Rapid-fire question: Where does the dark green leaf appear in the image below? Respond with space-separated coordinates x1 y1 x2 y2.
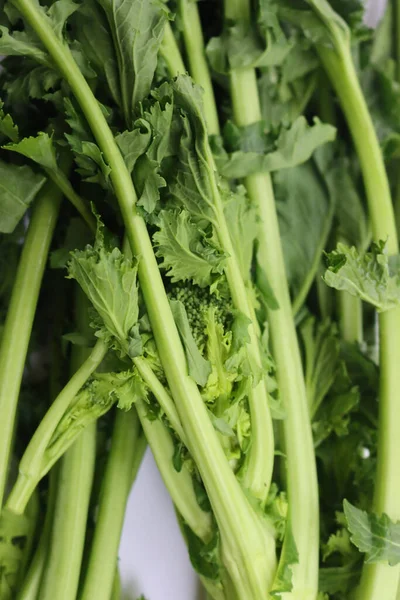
0 160 46 233
97 0 168 126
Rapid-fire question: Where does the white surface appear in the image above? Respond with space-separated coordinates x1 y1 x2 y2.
119 450 199 600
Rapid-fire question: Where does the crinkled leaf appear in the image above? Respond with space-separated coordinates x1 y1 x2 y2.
4 132 58 171
344 500 400 565
0 160 46 233
324 241 400 312
68 222 140 356
154 209 225 287
97 0 169 126
214 117 336 178
170 299 211 387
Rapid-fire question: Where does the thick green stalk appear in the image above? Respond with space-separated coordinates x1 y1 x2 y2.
160 22 186 75
317 41 400 600
16 468 59 600
11 2 278 596
177 0 220 135
163 4 274 505
6 338 107 514
39 425 96 600
111 569 121 600
224 0 319 596
0 178 62 510
80 409 139 600
39 290 97 600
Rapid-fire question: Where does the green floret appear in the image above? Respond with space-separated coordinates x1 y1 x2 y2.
168 281 232 352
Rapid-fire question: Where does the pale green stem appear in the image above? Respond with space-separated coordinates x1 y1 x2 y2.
134 356 186 442
177 0 220 135
6 339 107 514
16 468 59 600
224 0 319 596
0 179 62 510
39 425 96 600
337 288 363 344
160 22 186 75
111 568 121 600
39 290 97 600
80 409 139 600
317 41 400 600
12 3 276 595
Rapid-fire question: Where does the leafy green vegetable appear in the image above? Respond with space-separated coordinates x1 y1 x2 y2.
0 0 399 598
0 160 46 233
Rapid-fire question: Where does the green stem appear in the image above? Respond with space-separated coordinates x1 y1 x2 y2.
337 286 363 344
177 0 220 135
80 409 139 600
6 338 107 514
0 178 62 510
317 40 400 600
39 425 96 600
135 398 212 542
111 568 121 600
39 290 97 600
130 430 147 485
134 356 186 442
16 468 59 600
12 3 276 596
160 22 186 76
45 166 96 233
224 0 319 596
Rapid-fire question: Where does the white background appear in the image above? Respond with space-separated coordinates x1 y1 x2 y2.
118 1 386 598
